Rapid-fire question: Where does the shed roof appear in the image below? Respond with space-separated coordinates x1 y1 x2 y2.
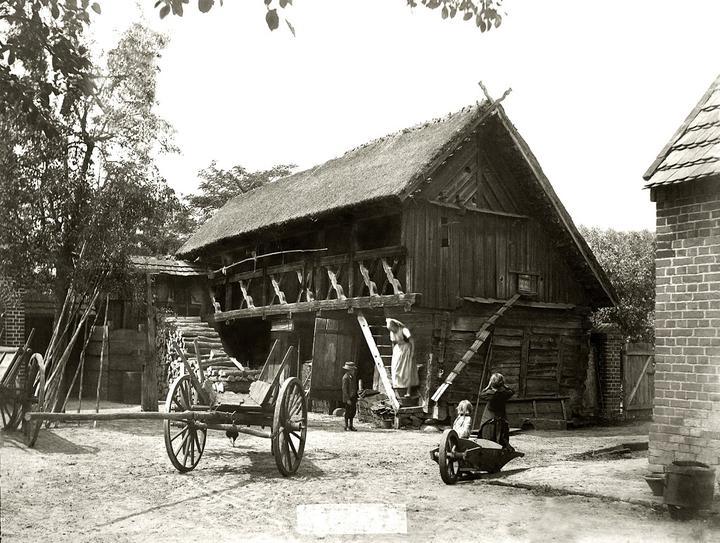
644 74 720 187
128 256 208 276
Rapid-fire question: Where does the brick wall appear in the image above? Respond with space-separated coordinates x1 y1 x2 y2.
650 177 720 470
592 325 625 421
0 278 25 347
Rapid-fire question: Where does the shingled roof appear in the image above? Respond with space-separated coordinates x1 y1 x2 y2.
177 105 484 257
644 74 720 187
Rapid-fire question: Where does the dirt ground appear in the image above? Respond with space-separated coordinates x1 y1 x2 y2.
1 411 718 543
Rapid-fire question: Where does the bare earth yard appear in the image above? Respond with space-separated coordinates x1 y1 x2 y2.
1 412 718 542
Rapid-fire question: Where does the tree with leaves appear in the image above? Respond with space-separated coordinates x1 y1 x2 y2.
186 161 295 225
579 227 655 342
0 19 183 307
154 0 504 34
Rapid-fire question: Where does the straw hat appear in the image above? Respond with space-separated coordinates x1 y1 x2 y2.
342 361 357 371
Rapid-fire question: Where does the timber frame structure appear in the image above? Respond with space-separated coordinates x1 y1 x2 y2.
176 99 616 426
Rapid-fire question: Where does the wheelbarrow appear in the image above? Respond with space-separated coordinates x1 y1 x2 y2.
430 419 524 485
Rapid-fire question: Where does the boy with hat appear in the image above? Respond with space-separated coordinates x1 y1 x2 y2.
341 361 358 431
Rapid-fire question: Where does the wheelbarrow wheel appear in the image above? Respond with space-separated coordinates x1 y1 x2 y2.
272 377 307 477
164 374 206 473
21 354 45 447
439 429 460 485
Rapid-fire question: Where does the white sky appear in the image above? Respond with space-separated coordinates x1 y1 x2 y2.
90 0 720 231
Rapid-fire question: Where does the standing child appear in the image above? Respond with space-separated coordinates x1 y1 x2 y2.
341 361 358 431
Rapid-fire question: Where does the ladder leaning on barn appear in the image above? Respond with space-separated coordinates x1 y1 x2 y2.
431 294 522 403
356 312 400 411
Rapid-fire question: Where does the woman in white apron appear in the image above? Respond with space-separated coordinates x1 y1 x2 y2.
386 318 419 398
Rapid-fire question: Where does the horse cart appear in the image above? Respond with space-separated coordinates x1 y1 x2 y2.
430 419 524 485
19 341 308 477
0 335 47 447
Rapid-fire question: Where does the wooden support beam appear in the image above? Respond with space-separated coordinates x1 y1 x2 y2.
238 280 255 309
381 258 404 295
270 274 288 305
326 267 347 300
209 294 419 322
358 261 379 296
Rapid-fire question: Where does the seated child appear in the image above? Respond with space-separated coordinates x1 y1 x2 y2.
452 399 473 438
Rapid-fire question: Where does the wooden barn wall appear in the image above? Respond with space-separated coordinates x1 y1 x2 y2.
81 326 145 404
402 201 590 309
442 306 591 415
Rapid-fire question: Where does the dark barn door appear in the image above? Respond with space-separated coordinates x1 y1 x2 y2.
310 317 357 402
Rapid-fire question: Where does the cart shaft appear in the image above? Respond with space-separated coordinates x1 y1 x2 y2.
25 409 240 424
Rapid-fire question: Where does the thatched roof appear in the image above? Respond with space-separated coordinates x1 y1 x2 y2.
177 105 483 257
128 256 208 276
645 74 720 187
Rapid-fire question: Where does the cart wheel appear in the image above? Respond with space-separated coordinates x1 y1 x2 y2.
163 374 206 473
1 397 21 431
272 377 307 477
21 354 45 447
439 429 460 485
1 384 22 431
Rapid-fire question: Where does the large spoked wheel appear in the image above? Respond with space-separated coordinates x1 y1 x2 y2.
439 429 460 485
272 377 307 477
1 350 28 431
21 354 46 447
164 374 206 473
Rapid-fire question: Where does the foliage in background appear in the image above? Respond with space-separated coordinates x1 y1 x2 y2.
0 14 184 307
186 161 295 225
580 227 655 342
154 0 505 34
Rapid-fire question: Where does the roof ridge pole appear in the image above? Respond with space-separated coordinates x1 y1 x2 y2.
478 80 512 107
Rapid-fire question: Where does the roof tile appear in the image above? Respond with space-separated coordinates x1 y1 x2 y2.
645 74 720 187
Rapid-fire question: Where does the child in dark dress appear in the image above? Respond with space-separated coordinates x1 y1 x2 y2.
341 361 358 431
477 372 514 448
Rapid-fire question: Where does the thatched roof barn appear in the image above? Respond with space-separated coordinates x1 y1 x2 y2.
177 101 616 427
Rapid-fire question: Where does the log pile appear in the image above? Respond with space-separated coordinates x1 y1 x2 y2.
204 367 260 393
157 315 257 397
357 390 394 426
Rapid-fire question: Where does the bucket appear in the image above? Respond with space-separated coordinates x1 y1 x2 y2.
664 461 716 510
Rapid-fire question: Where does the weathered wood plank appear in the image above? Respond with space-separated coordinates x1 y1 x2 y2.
209 293 419 322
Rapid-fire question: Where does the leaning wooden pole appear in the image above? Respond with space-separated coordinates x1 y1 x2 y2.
94 294 110 422
472 332 494 432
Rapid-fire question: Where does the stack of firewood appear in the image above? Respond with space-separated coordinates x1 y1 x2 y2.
159 316 232 389
204 367 261 393
357 390 394 425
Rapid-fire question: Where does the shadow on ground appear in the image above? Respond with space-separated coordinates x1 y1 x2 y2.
1 429 99 455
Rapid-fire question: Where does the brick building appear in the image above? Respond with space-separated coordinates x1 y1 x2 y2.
644 74 720 470
0 278 25 348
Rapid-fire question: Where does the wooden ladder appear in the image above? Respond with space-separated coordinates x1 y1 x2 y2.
431 294 521 403
356 312 400 411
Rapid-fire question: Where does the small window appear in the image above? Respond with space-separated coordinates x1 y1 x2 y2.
440 217 449 248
